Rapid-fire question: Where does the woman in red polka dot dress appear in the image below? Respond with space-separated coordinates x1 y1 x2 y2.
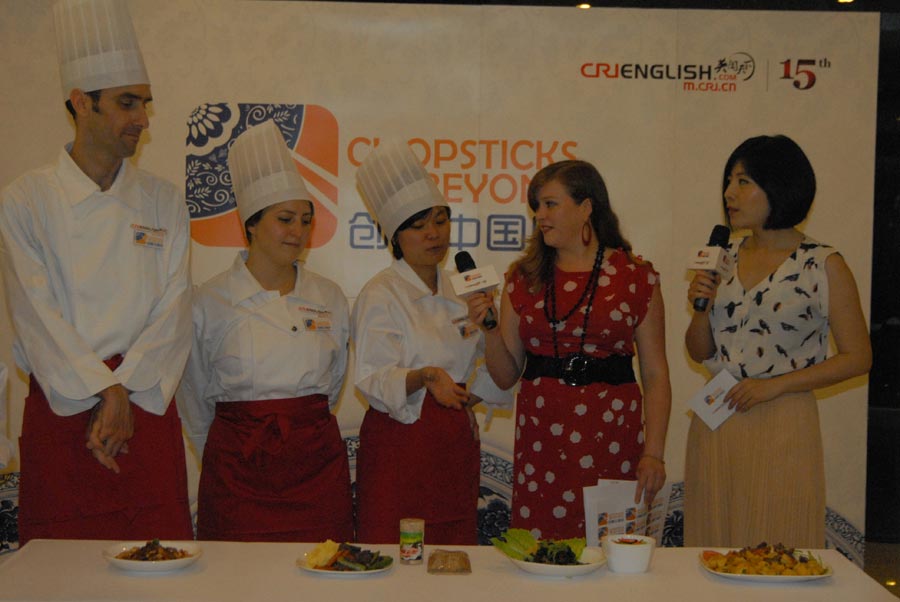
467 160 672 539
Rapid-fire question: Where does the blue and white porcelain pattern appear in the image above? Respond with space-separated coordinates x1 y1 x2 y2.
0 473 19 555
185 103 306 220
187 104 234 151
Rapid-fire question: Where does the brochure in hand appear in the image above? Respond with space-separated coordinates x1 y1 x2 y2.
687 369 739 431
582 479 671 547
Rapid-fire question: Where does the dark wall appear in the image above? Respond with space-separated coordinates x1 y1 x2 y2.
867 13 900 543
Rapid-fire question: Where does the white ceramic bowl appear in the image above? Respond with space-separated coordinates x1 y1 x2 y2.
601 534 655 573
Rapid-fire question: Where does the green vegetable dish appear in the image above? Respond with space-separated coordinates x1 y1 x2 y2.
491 528 587 565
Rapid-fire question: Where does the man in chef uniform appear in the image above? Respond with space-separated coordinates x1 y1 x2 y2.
0 0 193 545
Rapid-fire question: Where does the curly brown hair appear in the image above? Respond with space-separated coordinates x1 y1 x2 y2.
511 160 631 291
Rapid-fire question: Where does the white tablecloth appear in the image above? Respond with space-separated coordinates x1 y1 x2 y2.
0 540 893 602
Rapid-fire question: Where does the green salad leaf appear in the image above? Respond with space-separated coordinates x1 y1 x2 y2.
491 529 587 564
559 537 586 559
491 528 538 560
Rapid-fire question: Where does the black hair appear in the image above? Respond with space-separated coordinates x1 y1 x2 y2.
722 135 816 230
389 206 452 260
244 208 264 244
64 90 102 119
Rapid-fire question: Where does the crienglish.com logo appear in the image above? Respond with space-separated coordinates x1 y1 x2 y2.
185 103 339 248
581 52 755 93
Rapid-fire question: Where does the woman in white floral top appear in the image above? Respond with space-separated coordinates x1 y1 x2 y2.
684 135 871 548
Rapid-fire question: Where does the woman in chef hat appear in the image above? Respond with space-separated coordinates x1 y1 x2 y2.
352 140 511 544
178 120 353 542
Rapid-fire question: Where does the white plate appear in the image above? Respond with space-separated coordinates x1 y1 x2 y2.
296 553 394 577
505 547 606 578
102 541 202 573
699 550 833 582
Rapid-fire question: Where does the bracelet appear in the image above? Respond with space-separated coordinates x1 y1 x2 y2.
641 454 665 464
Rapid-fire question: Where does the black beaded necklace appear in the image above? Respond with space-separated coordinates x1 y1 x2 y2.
542 244 605 370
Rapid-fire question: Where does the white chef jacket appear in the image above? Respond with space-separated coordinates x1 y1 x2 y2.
0 146 191 416
0 362 13 468
178 252 350 456
351 259 512 425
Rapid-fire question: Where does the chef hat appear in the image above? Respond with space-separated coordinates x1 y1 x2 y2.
355 139 448 239
53 0 149 99
228 120 313 224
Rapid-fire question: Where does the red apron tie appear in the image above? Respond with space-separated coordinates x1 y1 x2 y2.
239 413 291 462
198 394 353 542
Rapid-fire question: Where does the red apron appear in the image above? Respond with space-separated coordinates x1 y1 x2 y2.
18 356 193 545
197 395 353 542
355 393 479 545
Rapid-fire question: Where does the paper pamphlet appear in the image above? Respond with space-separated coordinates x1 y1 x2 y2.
686 369 739 431
582 479 671 547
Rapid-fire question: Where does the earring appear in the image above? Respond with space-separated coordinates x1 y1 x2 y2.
581 222 593 246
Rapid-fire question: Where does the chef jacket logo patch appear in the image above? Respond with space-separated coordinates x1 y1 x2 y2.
131 224 166 249
303 317 332 331
185 103 339 249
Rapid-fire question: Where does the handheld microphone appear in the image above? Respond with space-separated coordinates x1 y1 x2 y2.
454 251 498 330
692 225 731 312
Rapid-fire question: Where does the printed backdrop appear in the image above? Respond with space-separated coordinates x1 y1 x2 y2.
0 0 878 547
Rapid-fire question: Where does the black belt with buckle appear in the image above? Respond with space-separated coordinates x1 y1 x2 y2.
522 351 636 387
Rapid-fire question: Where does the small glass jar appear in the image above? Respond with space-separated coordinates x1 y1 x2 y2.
399 518 425 564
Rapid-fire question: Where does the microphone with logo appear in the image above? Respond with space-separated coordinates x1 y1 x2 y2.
452 251 499 330
688 225 732 312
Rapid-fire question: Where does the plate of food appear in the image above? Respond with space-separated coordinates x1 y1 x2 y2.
297 540 393 577
700 543 832 582
102 539 202 572
492 528 606 578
